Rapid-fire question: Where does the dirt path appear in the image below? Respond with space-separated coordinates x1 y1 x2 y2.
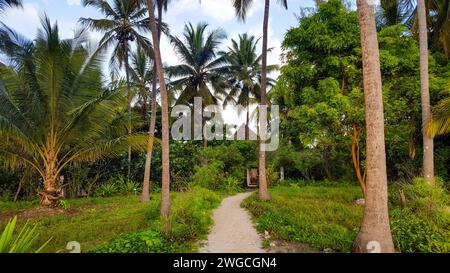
199 192 265 253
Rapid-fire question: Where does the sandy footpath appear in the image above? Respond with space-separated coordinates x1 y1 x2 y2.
199 192 265 253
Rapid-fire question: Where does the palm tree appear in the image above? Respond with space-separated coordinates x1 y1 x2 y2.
142 0 172 203
418 0 434 183
378 0 450 56
427 96 450 137
231 0 288 201
168 22 228 107
129 47 154 121
352 0 395 253
145 0 171 228
0 0 21 13
0 17 147 206
80 0 153 180
224 34 276 139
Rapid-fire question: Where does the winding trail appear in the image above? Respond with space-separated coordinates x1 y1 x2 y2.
199 192 265 253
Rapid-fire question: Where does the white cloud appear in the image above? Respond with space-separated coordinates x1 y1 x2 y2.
66 0 81 6
2 3 41 39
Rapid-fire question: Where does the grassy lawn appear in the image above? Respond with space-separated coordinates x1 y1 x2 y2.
242 185 365 252
243 183 450 253
0 188 223 253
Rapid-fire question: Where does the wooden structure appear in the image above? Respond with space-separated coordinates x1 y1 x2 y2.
246 168 258 188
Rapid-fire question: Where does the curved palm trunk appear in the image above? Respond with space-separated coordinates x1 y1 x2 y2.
142 4 164 203
258 0 271 201
142 76 157 202
146 0 171 230
418 0 434 183
352 0 395 253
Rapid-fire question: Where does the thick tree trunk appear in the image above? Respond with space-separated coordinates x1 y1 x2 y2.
353 0 395 253
39 158 60 206
418 0 434 183
258 0 272 201
146 0 171 231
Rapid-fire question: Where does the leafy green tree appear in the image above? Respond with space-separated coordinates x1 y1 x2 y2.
224 34 276 139
168 22 229 106
231 0 288 201
0 18 147 205
80 0 153 179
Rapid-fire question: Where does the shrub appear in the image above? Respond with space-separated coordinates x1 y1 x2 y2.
390 208 450 253
191 162 225 191
0 216 51 253
401 178 449 213
95 183 119 197
91 187 221 253
119 180 140 195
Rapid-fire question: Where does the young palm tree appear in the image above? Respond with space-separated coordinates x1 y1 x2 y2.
352 0 395 253
0 0 21 13
80 0 153 180
231 0 288 201
168 23 229 107
145 0 171 227
224 34 276 139
0 18 147 206
418 0 434 183
129 47 154 120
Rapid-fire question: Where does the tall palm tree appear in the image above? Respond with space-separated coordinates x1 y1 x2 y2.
168 23 228 107
231 0 288 201
352 0 395 253
80 0 153 180
142 0 171 203
224 34 276 139
145 0 171 228
0 18 147 206
418 0 434 183
0 0 21 13
129 46 154 120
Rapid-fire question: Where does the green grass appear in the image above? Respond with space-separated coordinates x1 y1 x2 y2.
242 185 364 252
0 188 222 253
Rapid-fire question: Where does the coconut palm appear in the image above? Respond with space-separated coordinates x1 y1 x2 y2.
0 17 147 206
80 0 153 180
167 22 229 107
231 0 288 201
129 46 154 120
378 0 450 56
352 0 395 253
144 0 171 228
142 0 172 203
0 0 21 13
224 34 277 139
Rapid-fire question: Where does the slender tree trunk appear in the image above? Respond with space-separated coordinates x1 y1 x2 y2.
352 124 366 196
258 0 272 201
142 4 163 203
146 0 171 230
418 0 434 183
142 77 157 202
246 102 250 140
353 0 395 253
124 47 132 181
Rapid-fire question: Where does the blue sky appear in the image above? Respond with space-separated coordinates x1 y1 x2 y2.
1 0 317 66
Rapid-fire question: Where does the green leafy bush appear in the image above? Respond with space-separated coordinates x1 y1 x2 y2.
402 178 449 213
390 208 450 253
119 180 140 195
0 216 51 253
91 187 221 253
191 162 225 191
95 183 119 197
